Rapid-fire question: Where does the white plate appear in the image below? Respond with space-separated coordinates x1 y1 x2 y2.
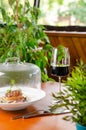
0 87 46 111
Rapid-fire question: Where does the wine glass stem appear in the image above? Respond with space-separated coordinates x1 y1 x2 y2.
58 76 61 93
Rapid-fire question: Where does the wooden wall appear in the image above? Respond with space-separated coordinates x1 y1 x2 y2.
46 31 86 68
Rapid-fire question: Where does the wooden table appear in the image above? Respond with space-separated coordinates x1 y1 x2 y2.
0 82 76 130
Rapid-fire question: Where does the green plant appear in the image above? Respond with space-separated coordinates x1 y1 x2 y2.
0 0 52 82
50 60 86 126
57 45 67 62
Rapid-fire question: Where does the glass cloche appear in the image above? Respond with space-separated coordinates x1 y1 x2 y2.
0 57 41 89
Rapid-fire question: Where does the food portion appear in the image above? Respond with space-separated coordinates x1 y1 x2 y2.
0 89 28 103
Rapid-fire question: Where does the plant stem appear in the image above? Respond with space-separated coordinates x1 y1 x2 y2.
16 0 19 28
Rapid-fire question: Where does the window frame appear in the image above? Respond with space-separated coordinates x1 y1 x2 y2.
35 0 86 32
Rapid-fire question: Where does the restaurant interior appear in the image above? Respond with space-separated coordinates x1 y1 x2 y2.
0 0 86 130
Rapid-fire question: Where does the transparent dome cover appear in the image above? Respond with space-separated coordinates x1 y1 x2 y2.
0 58 41 89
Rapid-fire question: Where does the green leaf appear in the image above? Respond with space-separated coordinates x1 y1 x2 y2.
8 0 15 6
0 7 7 21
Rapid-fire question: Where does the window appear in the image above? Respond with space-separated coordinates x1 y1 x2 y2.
0 0 86 27
38 0 86 26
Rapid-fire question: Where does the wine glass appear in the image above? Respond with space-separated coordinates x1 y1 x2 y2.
50 46 70 93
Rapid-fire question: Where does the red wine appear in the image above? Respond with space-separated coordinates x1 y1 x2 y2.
56 65 69 76
50 65 69 76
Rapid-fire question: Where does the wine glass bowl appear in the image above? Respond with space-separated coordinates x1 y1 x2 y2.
50 46 70 91
56 47 70 77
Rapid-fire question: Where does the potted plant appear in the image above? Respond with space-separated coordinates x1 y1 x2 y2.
50 60 86 130
0 0 52 82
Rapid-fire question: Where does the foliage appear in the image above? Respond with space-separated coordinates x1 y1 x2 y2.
50 60 86 126
58 0 86 25
0 0 52 82
57 45 66 62
48 0 64 7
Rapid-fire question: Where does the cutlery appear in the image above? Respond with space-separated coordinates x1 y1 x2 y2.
12 110 48 120
12 110 70 120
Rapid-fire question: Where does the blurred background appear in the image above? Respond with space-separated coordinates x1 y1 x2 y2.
0 0 86 26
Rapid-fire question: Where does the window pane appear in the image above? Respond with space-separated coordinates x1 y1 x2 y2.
38 0 86 26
